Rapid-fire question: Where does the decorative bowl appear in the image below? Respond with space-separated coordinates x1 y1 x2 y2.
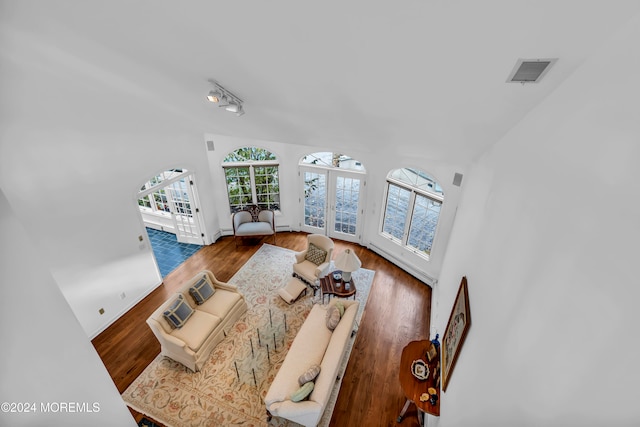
411 359 429 380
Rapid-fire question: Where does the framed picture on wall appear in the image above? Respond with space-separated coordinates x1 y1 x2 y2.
442 276 471 392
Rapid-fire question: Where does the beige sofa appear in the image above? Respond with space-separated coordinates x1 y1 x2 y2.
146 270 248 372
264 299 359 427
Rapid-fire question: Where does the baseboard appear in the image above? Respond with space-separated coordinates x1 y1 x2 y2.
88 280 163 339
367 242 437 287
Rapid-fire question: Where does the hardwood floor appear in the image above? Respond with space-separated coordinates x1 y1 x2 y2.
91 232 432 427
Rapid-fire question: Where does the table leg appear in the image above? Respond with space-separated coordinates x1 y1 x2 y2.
418 408 425 427
397 399 413 423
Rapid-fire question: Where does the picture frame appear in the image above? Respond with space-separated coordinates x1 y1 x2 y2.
441 276 471 392
426 342 437 362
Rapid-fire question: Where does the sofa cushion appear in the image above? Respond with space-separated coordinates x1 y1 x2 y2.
235 221 274 236
170 310 221 352
305 243 327 266
298 364 321 386
189 276 216 305
326 305 341 331
163 294 194 329
196 289 243 319
291 381 314 402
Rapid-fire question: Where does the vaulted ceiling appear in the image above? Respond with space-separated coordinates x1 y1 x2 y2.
2 1 640 164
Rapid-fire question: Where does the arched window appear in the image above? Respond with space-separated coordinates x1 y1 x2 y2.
300 152 365 171
223 147 279 213
381 168 443 258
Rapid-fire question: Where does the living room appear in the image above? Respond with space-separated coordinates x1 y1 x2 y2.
2 2 640 427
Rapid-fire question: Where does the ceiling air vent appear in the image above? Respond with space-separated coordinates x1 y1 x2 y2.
507 58 557 83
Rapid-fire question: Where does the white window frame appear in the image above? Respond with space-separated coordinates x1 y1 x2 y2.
223 160 280 213
380 172 444 259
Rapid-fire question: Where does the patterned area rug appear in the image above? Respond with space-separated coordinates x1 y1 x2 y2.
122 244 374 427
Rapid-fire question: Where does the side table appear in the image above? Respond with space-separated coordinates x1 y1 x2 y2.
397 340 440 426
319 270 357 304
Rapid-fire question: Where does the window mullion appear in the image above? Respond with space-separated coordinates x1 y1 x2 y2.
249 165 257 204
402 191 417 246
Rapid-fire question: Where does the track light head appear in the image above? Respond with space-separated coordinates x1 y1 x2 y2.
225 101 240 113
207 80 245 116
207 89 223 103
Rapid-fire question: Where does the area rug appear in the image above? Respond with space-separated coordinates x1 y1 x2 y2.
122 244 374 427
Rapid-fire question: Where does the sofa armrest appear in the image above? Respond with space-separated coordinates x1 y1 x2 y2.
147 318 188 352
294 250 307 264
314 261 330 278
268 400 322 427
162 332 189 353
213 281 240 293
232 211 252 232
258 209 274 225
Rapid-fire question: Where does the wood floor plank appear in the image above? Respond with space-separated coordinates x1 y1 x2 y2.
92 232 431 427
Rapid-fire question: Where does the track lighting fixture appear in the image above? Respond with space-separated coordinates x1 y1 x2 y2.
206 80 245 117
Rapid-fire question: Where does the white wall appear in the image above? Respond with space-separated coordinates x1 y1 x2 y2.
206 134 465 283
0 2 463 340
0 19 219 338
433 14 640 426
0 190 136 427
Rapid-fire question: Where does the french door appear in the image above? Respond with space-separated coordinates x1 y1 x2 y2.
138 171 205 245
165 176 204 245
300 167 365 243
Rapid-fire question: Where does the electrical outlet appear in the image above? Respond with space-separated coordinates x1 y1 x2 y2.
119 292 126 300
99 308 105 315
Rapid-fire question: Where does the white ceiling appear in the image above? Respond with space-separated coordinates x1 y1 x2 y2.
3 1 640 164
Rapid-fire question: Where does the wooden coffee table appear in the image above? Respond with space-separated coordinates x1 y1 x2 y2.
319 270 356 304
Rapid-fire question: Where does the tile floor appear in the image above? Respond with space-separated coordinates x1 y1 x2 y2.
146 227 203 277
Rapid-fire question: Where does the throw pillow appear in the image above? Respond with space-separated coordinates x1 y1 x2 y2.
163 294 194 329
298 364 322 386
326 305 341 331
291 381 314 402
335 301 345 317
189 275 215 305
305 243 327 266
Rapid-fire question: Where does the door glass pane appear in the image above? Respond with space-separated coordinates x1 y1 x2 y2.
382 183 411 240
334 176 359 235
153 190 170 213
407 194 441 256
304 171 326 229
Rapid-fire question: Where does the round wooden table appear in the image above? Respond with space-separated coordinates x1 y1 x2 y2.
397 340 440 425
319 271 356 304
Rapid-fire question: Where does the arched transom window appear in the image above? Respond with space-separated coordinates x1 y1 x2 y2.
381 167 443 258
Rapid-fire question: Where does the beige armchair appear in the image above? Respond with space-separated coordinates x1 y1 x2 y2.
293 234 334 291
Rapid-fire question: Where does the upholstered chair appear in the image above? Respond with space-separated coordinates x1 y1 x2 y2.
232 204 276 246
293 234 334 289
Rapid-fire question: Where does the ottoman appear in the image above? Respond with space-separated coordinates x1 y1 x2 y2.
278 277 308 304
